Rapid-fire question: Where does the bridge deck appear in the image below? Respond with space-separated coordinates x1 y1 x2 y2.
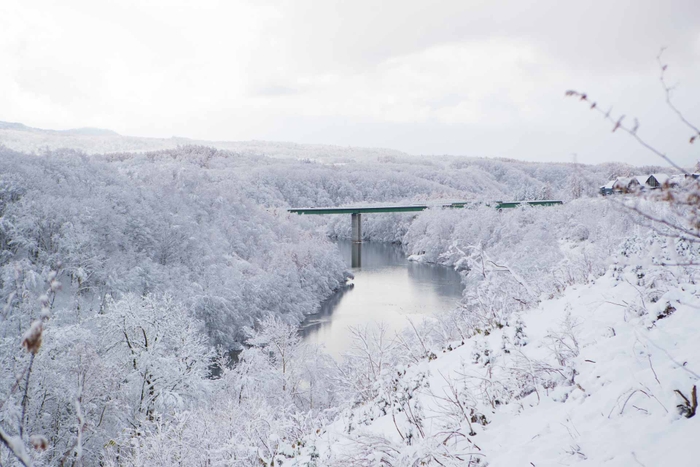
288 200 562 215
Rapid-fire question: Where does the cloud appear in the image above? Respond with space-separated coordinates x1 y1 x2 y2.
1 0 699 166
254 85 303 97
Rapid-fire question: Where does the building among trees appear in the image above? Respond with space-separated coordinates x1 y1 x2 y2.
600 172 700 195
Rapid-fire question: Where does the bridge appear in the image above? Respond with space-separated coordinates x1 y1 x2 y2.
288 200 563 244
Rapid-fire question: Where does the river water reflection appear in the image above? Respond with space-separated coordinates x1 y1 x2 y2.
300 240 464 356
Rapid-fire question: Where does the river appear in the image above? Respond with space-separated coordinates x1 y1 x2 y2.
300 240 464 356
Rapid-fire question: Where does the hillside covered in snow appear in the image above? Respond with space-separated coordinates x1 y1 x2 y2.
0 121 410 162
0 139 697 466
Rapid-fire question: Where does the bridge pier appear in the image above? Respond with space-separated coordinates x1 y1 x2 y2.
351 242 362 268
351 213 362 243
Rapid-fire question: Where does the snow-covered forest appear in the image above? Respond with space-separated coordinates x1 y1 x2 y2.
0 135 698 466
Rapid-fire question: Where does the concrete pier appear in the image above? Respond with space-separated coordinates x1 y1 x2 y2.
351 213 362 243
351 242 362 268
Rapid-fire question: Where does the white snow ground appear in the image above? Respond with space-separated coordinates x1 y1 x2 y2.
305 272 700 466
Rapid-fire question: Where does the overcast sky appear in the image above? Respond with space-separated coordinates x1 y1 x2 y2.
2 0 699 166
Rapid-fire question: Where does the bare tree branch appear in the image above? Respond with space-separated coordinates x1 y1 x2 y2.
565 90 688 174
657 48 700 142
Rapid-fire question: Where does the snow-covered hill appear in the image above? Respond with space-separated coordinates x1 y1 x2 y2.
310 273 699 466
0 140 697 466
0 120 409 161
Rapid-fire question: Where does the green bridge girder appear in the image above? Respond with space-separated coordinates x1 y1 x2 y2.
288 200 563 215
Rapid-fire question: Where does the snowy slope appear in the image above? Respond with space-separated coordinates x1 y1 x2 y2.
309 273 700 466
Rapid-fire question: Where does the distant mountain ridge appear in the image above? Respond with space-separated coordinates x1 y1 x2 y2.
0 121 31 131
0 120 119 136
0 120 411 161
0 121 682 177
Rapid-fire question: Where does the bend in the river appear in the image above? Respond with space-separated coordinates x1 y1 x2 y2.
300 240 464 356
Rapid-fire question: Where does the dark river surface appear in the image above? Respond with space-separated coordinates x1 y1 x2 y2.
300 240 464 356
